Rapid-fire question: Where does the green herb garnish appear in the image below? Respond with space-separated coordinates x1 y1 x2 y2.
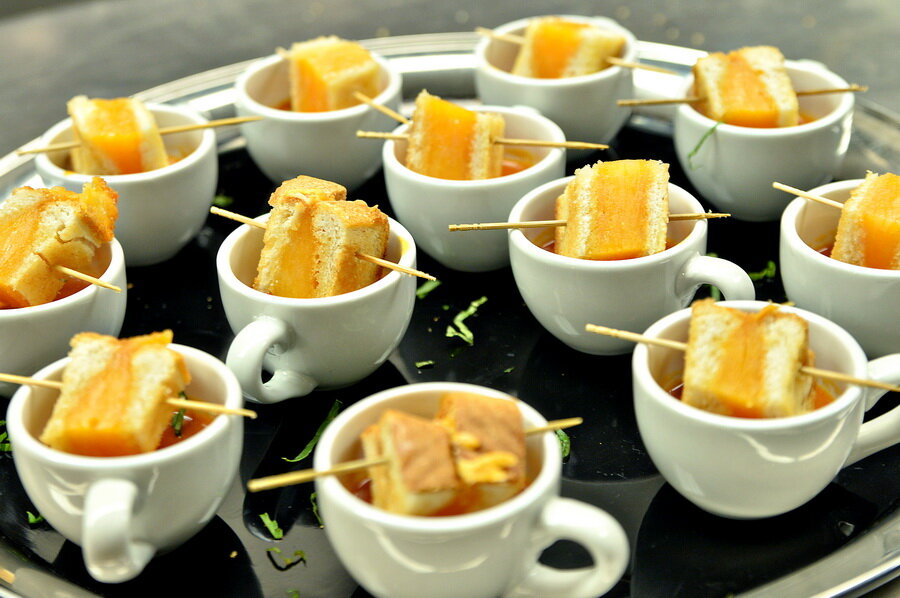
0 421 11 452
415 360 435 369
260 513 284 539
687 121 721 170
748 260 777 281
555 430 571 459
171 409 186 438
213 194 234 208
283 400 342 463
286 591 301 598
26 511 43 525
310 492 323 528
416 279 441 299
503 367 515 374
267 547 307 571
445 296 488 346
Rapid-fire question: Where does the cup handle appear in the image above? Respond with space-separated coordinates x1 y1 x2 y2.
675 254 756 303
226 315 317 404
504 497 628 598
844 354 900 467
82 478 155 583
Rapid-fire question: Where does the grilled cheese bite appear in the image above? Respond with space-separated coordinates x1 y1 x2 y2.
0 178 118 308
831 172 900 270
68 96 169 175
555 159 669 260
253 175 388 298
39 331 191 457
682 300 815 418
511 17 626 78
405 91 505 180
691 46 799 128
287 36 380 112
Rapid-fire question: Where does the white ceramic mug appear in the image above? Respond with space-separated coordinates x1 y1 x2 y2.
234 52 402 190
474 15 636 149
633 300 900 519
35 104 218 266
508 177 755 354
0 240 126 397
217 214 416 403
314 382 629 598
7 344 244 583
673 60 853 221
382 105 565 272
780 179 900 358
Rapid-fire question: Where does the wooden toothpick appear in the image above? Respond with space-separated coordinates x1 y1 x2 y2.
448 212 730 231
772 182 844 209
356 130 608 151
0 374 258 419
618 85 868 108
353 92 410 124
584 323 900 394
54 265 122 293
210 207 436 281
17 116 263 156
246 417 584 492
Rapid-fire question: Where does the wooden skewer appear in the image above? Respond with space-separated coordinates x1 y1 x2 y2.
449 212 730 231
247 416 584 492
772 182 844 209
617 85 868 108
0 373 258 419
353 92 410 124
584 323 900 394
210 207 436 281
17 116 264 156
54 265 122 293
475 27 678 75
357 130 608 151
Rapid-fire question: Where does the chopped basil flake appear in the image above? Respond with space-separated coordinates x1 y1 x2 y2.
445 296 488 346
283 400 342 462
213 194 234 208
415 360 435 369
287 591 301 598
748 260 777 281
687 121 721 170
310 492 323 528
416 279 441 299
0 423 10 452
260 513 283 539
556 430 571 460
171 409 186 438
26 511 43 525
503 367 515 374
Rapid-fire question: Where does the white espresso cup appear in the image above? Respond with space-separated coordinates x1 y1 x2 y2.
217 214 416 403
633 300 900 519
314 382 629 598
0 240 126 397
474 15 636 149
508 177 755 354
7 344 244 583
35 104 218 266
673 61 853 221
382 105 565 272
780 179 900 358
235 52 402 190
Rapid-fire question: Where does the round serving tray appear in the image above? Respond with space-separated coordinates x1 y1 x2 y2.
0 32 897 598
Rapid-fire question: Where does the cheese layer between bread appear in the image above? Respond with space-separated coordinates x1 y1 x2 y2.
832 172 900 270
511 17 625 78
555 159 669 260
405 91 504 180
39 330 190 457
0 178 117 308
288 36 380 112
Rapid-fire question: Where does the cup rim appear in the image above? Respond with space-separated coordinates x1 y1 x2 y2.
216 212 418 306
675 60 854 136
314 381 561 532
781 178 900 279
473 14 639 86
0 239 125 319
633 300 869 430
34 104 216 183
508 175 707 268
6 343 243 468
234 51 402 122
382 104 566 188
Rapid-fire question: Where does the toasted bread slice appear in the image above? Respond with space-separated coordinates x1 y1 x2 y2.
361 410 461 516
511 17 626 78
435 392 526 509
68 96 169 175
832 171 900 270
692 46 799 127
682 300 815 418
555 159 669 260
405 90 504 180
0 178 118 308
39 330 190 457
287 36 380 112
